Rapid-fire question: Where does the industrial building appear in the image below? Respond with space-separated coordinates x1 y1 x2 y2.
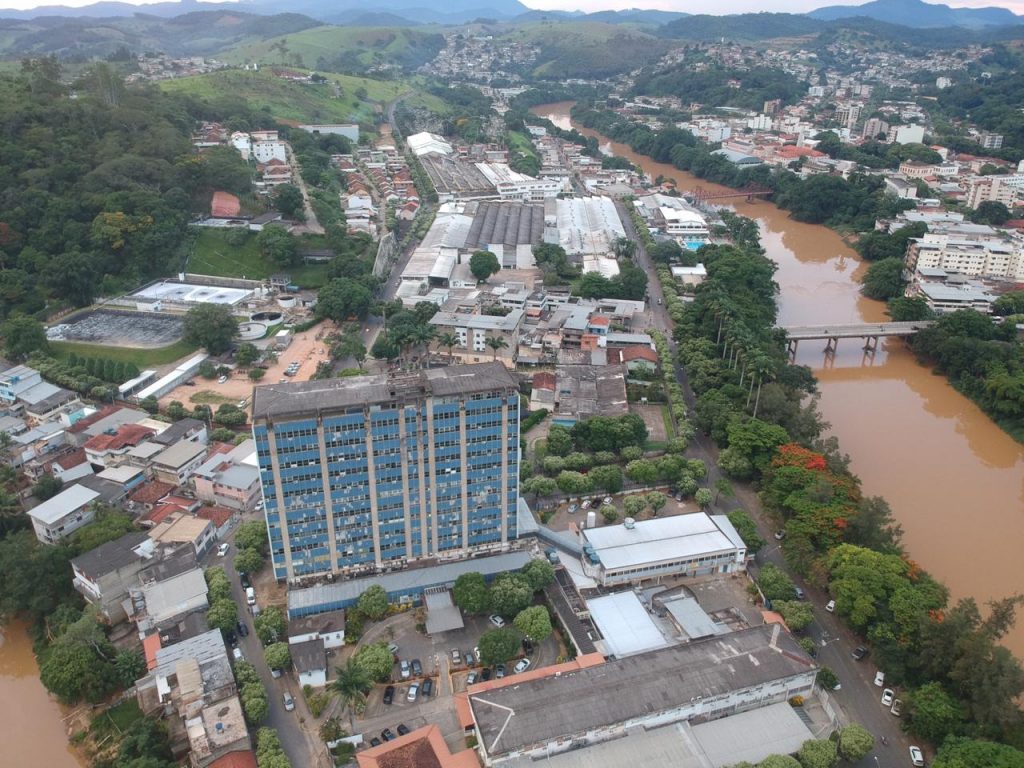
469 624 818 765
580 514 747 586
252 363 521 581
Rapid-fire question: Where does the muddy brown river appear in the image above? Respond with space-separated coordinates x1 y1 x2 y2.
534 101 1024 655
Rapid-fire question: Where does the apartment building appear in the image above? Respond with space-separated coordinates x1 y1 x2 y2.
428 309 524 369
251 363 521 581
907 230 1024 280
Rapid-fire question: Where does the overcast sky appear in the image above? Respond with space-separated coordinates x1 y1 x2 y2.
2 0 1023 15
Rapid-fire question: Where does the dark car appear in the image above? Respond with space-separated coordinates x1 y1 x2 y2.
411 658 423 676
369 737 382 747
852 646 869 661
240 573 252 590
382 685 395 706
421 678 433 697
381 729 396 742
495 663 506 679
481 667 492 681
522 638 534 655
236 621 249 638
397 724 410 736
225 629 237 646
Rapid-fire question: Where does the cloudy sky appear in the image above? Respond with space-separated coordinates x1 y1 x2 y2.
2 0 1023 14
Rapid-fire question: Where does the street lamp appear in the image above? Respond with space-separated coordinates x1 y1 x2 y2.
873 756 880 767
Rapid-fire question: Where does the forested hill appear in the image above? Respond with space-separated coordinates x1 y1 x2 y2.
0 10 321 58
0 61 254 318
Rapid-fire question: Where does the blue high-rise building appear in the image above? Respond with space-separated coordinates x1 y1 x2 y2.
251 363 520 581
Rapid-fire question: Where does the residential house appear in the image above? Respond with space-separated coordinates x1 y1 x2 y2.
84 424 157 467
197 505 238 539
287 609 346 649
149 513 217 559
0 364 80 422
291 638 327 688
28 484 100 544
208 752 258 768
36 447 93 483
618 346 660 374
149 417 208 448
151 440 208 485
356 725 477 768
192 440 261 511
186 696 250 768
71 532 154 622
77 474 132 507
129 546 209 633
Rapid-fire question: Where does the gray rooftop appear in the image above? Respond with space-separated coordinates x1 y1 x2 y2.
291 637 326 673
27 484 100 525
139 545 199 584
465 201 546 248
470 624 815 757
154 628 227 676
288 551 533 616
253 362 517 422
288 609 346 639
71 532 150 578
75 474 130 503
150 418 204 446
430 309 523 332
152 440 206 469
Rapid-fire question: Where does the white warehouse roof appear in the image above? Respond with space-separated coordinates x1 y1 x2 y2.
583 513 745 572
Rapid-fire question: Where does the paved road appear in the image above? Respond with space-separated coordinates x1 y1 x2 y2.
618 200 915 766
216 529 327 768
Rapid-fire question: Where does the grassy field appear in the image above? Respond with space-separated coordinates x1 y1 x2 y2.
188 228 331 288
49 339 198 368
219 26 444 75
160 69 407 125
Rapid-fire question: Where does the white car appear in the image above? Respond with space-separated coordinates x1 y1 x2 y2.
217 543 229 557
909 746 925 767
218 375 228 383
825 599 836 613
581 500 591 510
407 683 419 702
282 692 295 712
874 670 885 687
400 660 411 679
489 614 505 628
881 687 895 707
891 698 903 717
514 658 531 674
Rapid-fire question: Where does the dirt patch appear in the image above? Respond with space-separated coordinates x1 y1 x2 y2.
159 322 339 413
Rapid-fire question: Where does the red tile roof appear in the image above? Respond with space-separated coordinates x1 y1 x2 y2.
129 480 176 506
139 504 179 527
532 372 556 391
142 633 162 671
84 424 156 453
198 505 234 527
588 314 611 327
47 448 88 472
208 751 258 768
621 345 659 364
357 725 477 768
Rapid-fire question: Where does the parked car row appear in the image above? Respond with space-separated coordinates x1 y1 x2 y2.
368 723 411 747
568 496 616 514
382 679 434 706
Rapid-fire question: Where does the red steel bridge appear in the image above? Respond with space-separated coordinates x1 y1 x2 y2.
689 184 773 205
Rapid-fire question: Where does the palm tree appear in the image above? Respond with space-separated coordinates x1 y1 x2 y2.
410 325 436 368
436 332 459 364
485 335 509 362
332 659 371 731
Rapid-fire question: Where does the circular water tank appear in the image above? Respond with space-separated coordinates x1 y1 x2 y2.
277 296 297 309
250 311 283 323
586 510 597 529
237 322 268 340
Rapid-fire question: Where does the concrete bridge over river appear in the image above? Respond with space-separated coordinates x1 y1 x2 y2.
779 321 936 359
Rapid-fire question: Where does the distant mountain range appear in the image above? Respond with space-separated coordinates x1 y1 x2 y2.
0 0 1020 30
808 0 1020 28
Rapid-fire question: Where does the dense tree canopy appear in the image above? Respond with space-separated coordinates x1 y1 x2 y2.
182 303 238 355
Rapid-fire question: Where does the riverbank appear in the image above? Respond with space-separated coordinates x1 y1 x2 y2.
531 101 1024 657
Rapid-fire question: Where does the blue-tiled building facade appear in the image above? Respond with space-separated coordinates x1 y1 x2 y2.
251 363 520 581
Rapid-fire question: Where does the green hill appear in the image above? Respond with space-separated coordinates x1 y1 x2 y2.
0 11 320 59
494 21 672 79
159 68 408 125
219 26 445 75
